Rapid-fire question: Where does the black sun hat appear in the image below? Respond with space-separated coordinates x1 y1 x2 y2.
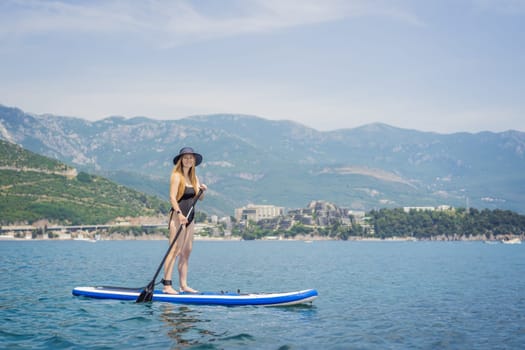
173 147 203 166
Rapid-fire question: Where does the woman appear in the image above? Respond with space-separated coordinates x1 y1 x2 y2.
162 147 207 294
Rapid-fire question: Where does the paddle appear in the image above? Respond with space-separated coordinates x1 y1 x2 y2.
136 189 204 303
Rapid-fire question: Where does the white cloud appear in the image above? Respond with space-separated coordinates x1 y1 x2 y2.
0 0 135 36
0 0 423 47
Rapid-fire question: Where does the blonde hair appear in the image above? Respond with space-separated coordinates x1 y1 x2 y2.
173 157 198 201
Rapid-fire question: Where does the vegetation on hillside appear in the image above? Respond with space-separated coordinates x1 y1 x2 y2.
0 140 170 225
0 139 69 171
367 207 525 240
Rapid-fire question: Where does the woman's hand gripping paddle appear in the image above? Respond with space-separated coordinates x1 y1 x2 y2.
136 189 204 303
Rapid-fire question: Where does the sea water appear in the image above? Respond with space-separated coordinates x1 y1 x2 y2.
1 240 524 349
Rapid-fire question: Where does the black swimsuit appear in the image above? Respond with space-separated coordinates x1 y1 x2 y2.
177 186 196 223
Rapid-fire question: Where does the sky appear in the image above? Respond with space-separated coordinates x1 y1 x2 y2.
0 0 524 134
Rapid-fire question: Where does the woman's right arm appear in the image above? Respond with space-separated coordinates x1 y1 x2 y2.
169 172 188 224
169 172 181 211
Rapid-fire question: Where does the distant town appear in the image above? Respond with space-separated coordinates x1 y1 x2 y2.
1 200 434 240
2 200 523 243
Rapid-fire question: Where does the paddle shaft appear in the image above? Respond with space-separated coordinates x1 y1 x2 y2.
136 189 203 302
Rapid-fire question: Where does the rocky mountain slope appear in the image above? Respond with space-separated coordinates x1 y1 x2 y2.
1 104 524 215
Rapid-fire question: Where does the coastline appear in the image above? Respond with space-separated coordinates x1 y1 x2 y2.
1 234 522 243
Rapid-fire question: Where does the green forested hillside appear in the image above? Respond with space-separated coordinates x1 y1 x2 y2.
0 140 170 225
367 207 525 240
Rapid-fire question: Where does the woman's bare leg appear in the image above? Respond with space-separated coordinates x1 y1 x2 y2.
162 215 182 294
178 223 198 293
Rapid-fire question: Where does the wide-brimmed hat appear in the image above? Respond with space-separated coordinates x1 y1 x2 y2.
173 147 203 166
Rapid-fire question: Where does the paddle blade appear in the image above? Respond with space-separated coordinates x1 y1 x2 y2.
136 281 155 303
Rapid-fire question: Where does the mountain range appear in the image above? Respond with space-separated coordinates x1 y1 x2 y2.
1 104 524 215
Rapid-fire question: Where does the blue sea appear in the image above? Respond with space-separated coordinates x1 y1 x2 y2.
1 240 524 349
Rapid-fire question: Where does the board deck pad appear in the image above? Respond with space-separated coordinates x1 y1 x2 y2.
72 286 318 306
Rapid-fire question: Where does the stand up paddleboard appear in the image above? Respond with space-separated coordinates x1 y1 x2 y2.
72 286 318 306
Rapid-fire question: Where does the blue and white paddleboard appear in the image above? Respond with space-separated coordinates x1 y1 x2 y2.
72 286 318 306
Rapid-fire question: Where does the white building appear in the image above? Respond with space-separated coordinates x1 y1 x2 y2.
234 204 284 222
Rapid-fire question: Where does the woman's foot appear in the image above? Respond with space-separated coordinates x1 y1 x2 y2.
180 286 199 293
162 279 178 294
163 286 178 294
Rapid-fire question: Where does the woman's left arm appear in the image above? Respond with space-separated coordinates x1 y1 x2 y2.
198 179 207 200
